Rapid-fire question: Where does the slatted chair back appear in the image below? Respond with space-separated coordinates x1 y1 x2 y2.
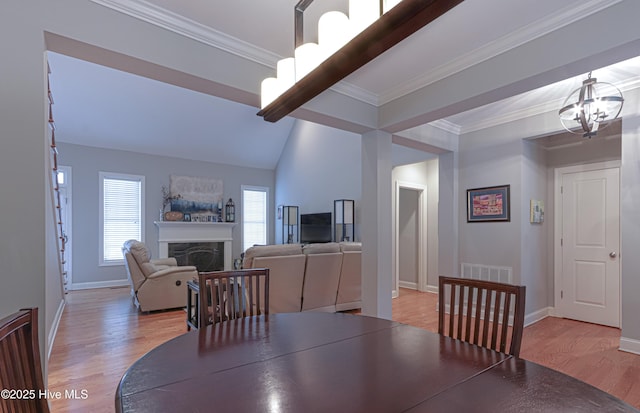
438 276 526 357
0 307 50 413
198 269 270 327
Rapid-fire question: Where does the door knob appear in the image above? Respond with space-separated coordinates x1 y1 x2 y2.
609 252 617 258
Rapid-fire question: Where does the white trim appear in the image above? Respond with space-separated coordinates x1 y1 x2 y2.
378 0 623 105
69 279 130 291
553 160 621 324
47 299 65 360
57 165 72 288
398 280 418 290
90 0 622 110
524 307 552 327
427 119 462 135
425 284 438 294
619 337 640 355
394 181 428 298
90 0 280 68
335 301 362 312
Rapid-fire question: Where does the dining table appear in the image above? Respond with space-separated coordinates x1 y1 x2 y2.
115 312 638 412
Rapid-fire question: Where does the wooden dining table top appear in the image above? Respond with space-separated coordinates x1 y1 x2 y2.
115 312 638 413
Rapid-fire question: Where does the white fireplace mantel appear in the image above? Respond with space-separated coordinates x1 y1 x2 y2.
154 221 236 270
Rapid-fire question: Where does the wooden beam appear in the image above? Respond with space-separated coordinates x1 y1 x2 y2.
258 0 464 123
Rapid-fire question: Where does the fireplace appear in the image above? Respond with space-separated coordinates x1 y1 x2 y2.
155 221 236 270
168 242 224 272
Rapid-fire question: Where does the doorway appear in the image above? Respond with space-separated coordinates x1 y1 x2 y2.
554 161 620 327
394 181 427 297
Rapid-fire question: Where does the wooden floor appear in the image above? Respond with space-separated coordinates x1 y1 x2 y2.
48 287 640 412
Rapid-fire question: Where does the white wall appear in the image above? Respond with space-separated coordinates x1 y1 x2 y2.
275 120 362 243
58 142 275 287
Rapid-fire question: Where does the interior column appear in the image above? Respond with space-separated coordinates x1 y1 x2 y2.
620 114 640 353
361 130 393 319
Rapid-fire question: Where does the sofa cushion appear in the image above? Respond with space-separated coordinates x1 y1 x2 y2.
339 241 361 252
303 242 340 254
123 239 151 265
243 244 304 268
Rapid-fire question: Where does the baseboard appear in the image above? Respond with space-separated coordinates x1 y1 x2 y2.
440 304 551 328
524 306 552 327
336 301 362 312
424 285 438 294
399 280 418 290
47 299 65 360
619 337 640 355
303 305 335 313
69 279 129 290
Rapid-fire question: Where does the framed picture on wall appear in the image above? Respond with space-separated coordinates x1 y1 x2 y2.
467 185 510 222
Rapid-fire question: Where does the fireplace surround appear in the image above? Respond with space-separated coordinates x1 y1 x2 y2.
155 221 235 271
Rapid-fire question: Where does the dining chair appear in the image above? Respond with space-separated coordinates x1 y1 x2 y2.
438 276 526 357
0 307 50 413
198 268 270 327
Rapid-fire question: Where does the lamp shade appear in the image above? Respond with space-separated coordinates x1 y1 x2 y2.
319 11 351 60
349 0 380 35
295 43 322 81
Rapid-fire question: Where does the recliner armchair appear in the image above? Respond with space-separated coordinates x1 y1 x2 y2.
122 239 197 312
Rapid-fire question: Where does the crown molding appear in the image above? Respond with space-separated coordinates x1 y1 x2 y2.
458 74 640 134
428 119 461 135
90 0 281 67
89 0 628 127
379 0 624 105
90 0 381 105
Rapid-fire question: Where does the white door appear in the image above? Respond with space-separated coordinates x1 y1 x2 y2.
57 166 72 291
558 165 620 327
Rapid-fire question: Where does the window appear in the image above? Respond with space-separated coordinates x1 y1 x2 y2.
242 186 268 252
99 172 145 265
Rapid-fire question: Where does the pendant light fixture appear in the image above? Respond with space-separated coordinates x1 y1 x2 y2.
558 72 624 138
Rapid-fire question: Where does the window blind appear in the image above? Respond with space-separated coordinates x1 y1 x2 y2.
243 188 267 251
102 175 143 263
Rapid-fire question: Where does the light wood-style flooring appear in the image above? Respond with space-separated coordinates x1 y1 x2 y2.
47 287 640 412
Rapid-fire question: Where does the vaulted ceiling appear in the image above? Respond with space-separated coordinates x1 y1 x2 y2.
47 0 640 169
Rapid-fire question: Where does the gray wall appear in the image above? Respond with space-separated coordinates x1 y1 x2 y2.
520 141 548 315
275 120 362 243
398 188 419 286
458 138 523 281
58 142 275 287
0 1 57 377
392 159 440 290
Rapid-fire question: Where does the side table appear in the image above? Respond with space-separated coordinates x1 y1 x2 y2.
186 279 199 330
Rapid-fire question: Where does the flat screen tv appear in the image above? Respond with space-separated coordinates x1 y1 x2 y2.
300 212 332 244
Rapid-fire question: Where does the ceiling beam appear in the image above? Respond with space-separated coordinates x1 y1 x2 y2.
257 0 464 123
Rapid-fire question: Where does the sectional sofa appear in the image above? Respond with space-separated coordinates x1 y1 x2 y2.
242 242 362 313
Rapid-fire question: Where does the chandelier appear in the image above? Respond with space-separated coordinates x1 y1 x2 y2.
558 72 624 138
257 0 464 122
